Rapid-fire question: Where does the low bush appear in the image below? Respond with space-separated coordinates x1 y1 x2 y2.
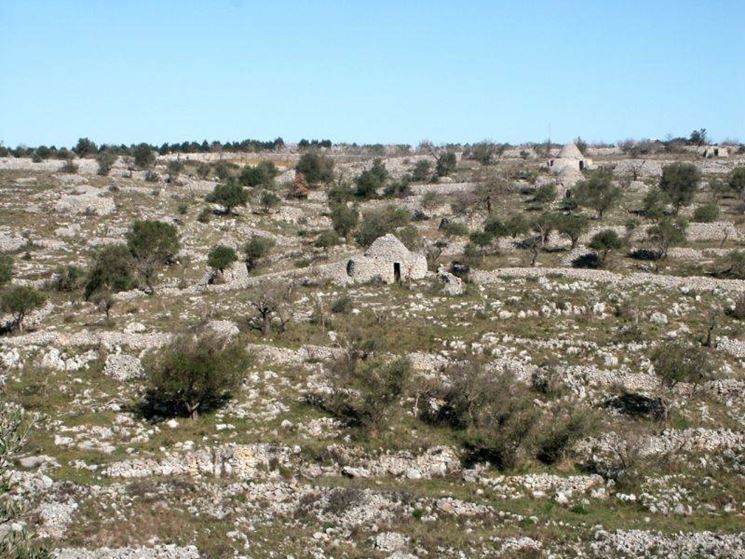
693 203 720 223
316 356 411 434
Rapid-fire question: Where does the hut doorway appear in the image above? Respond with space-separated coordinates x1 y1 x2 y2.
579 161 585 171
393 262 401 282
346 260 355 276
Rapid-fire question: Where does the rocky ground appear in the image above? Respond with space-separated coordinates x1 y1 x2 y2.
1 145 744 558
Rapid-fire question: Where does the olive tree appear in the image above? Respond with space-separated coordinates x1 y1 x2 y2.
659 162 701 213
0 402 50 557
295 152 334 186
243 235 275 272
143 334 251 420
126 219 180 292
354 158 388 199
1 286 45 331
474 172 509 213
207 245 238 273
589 229 623 264
330 202 359 240
646 217 687 259
133 143 156 169
555 213 590 249
651 342 713 389
248 282 293 336
239 160 278 188
206 182 250 215
573 170 622 219
84 244 136 298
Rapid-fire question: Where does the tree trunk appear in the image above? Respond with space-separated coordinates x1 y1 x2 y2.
187 401 199 420
261 313 271 336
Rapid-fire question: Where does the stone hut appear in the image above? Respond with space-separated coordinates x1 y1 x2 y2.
344 234 427 284
548 142 592 172
701 145 729 158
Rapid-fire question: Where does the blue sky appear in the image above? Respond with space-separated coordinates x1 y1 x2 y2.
1 0 743 147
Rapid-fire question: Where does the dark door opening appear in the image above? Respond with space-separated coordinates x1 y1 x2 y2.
579 161 584 171
393 262 401 282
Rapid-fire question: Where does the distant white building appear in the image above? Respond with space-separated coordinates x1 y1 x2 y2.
343 234 427 284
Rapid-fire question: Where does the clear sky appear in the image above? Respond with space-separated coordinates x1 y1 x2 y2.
1 0 743 148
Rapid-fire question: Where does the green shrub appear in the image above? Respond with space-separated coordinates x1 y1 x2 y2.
0 254 12 287
436 152 457 177
314 230 340 248
645 216 687 259
641 187 668 218
439 220 469 237
239 160 278 187
554 213 590 249
354 159 388 198
60 158 78 174
243 235 275 271
197 208 212 223
729 166 745 196
196 162 211 179
52 265 85 292
354 205 409 247
319 356 411 432
73 137 97 157
330 203 359 239
133 143 155 169
166 160 184 179
96 150 117 176
411 159 433 182
651 342 714 388
692 203 720 222
295 152 334 185
715 250 745 279
442 364 539 470
331 294 353 314
531 183 557 207
213 161 236 181
259 190 281 213
142 334 251 420
84 244 137 300
536 406 596 465
395 224 422 251
0 402 51 557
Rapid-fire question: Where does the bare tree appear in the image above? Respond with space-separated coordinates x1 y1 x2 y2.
248 282 294 336
628 159 646 181
473 169 510 214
